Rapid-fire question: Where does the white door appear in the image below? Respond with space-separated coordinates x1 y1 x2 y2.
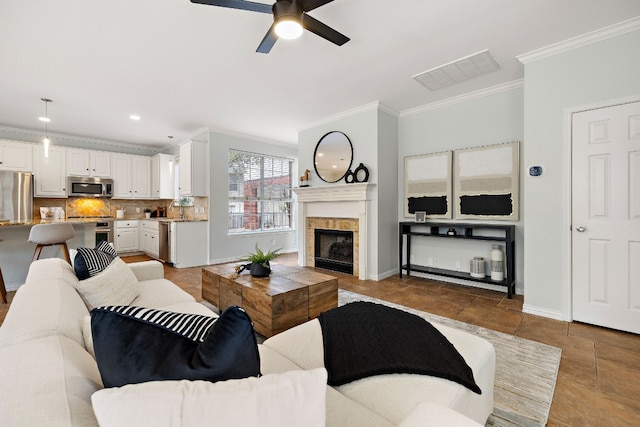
572 101 640 334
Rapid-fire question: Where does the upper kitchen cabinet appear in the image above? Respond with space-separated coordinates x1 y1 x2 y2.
179 141 207 197
0 140 32 171
111 153 151 199
33 145 67 197
66 149 111 178
151 153 175 199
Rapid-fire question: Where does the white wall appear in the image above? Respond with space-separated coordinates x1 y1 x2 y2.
522 29 640 319
206 131 298 264
298 104 398 279
398 87 525 293
376 110 399 278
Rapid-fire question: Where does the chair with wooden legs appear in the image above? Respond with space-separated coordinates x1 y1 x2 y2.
0 236 7 304
28 223 76 265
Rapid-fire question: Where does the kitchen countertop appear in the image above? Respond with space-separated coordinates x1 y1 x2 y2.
116 218 208 223
0 218 208 227
0 218 106 227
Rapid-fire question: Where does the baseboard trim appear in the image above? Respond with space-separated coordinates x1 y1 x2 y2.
405 271 514 294
522 304 568 321
369 267 399 281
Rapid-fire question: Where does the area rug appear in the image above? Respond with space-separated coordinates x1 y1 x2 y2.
338 290 561 427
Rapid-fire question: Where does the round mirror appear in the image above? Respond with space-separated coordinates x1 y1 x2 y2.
313 131 353 183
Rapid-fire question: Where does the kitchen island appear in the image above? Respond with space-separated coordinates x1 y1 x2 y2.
0 219 99 291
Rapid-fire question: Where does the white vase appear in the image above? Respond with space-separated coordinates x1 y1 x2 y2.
490 245 504 281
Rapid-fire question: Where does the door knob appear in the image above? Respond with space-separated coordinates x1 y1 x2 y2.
576 225 587 232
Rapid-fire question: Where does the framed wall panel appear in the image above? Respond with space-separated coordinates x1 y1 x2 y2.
453 141 519 220
404 151 452 219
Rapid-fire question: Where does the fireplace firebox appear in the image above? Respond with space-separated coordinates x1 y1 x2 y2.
314 229 354 275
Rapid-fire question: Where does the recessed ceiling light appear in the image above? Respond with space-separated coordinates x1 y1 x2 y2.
129 115 141 121
38 117 51 122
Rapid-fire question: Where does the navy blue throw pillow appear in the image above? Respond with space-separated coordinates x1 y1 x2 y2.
91 305 261 388
74 241 118 280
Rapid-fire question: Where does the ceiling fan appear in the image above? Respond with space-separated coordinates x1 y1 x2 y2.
190 0 350 54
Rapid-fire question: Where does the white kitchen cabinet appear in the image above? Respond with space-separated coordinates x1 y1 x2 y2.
66 149 90 176
91 151 112 177
114 220 139 253
140 220 159 258
111 154 150 199
67 149 111 178
0 140 32 171
33 145 67 197
170 221 208 268
151 153 174 199
179 141 207 197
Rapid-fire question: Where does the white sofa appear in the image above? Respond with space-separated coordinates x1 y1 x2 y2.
0 258 495 426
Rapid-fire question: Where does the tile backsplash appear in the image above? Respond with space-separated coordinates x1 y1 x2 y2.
34 197 209 220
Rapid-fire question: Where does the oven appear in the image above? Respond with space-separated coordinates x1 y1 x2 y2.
95 220 114 245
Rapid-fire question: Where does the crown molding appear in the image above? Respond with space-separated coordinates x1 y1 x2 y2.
298 101 399 132
0 125 161 155
517 16 640 64
206 126 297 149
400 79 524 117
171 125 296 150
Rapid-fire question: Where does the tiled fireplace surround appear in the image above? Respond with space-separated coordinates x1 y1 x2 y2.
293 183 374 280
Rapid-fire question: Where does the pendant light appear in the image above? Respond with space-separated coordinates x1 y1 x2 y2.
168 136 174 174
40 98 52 159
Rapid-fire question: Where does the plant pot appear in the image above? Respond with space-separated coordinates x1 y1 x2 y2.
250 262 271 277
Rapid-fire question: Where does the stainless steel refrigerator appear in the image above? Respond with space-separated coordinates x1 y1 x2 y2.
0 171 34 223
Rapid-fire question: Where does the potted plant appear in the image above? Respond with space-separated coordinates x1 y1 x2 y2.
242 243 282 277
144 208 152 219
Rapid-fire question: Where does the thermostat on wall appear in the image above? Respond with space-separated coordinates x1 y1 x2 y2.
529 165 543 177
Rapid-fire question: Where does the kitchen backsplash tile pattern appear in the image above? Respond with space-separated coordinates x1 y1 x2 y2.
34 197 208 221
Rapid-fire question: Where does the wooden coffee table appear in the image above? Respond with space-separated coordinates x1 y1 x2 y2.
202 263 338 338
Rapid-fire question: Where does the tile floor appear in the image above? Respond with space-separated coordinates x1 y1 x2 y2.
1 253 638 426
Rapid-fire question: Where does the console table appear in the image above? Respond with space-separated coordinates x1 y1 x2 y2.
399 221 515 298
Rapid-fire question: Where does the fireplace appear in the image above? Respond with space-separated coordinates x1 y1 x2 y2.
293 183 373 279
314 229 354 275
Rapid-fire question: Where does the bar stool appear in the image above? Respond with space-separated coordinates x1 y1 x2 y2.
0 236 7 304
28 223 76 265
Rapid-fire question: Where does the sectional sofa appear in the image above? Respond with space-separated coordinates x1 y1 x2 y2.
0 257 495 426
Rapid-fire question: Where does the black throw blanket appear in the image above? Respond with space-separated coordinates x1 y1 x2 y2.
318 302 481 394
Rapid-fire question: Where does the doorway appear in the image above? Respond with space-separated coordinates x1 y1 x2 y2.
571 100 640 334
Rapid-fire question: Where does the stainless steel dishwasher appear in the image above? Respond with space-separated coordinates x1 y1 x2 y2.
158 221 170 263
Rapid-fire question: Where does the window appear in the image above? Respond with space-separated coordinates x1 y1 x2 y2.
228 150 293 234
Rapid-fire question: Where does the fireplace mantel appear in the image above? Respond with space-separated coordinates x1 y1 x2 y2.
293 183 375 279
293 183 374 202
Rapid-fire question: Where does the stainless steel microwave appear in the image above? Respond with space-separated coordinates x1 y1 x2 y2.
67 176 113 198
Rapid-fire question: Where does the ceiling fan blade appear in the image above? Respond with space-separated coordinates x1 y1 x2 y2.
298 0 334 12
190 0 272 14
301 14 349 46
256 24 278 53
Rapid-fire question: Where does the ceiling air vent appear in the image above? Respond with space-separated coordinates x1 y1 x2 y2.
413 49 500 91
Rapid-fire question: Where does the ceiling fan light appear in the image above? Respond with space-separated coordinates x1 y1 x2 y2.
275 19 303 40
